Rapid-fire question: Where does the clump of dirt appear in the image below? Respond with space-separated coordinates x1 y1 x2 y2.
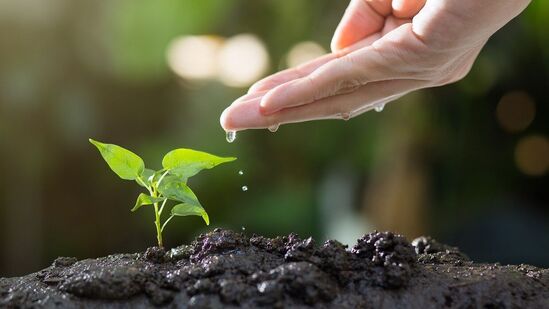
1 229 548 308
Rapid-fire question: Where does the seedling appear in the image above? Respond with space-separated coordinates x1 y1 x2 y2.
89 139 236 247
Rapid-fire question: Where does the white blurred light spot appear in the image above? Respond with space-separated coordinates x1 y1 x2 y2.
218 34 269 88
286 41 326 68
166 35 223 80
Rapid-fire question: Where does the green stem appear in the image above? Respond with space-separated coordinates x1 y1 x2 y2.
159 198 168 215
157 170 170 187
136 176 150 191
137 175 165 247
150 185 163 248
161 215 175 232
153 202 163 247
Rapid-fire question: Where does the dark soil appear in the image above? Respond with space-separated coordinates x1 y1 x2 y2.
1 229 548 308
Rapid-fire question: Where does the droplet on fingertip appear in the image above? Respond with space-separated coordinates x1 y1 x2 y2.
268 124 279 132
374 103 385 113
340 112 351 121
226 131 236 143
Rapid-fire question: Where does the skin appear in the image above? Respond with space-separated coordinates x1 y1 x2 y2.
220 0 532 131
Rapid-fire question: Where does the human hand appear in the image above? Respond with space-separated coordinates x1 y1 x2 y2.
220 0 531 131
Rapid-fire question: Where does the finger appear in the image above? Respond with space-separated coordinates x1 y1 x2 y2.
220 79 424 130
270 79 424 126
259 43 405 115
248 33 381 95
220 96 267 131
392 0 426 19
221 91 399 131
331 0 392 52
248 53 336 94
231 90 268 106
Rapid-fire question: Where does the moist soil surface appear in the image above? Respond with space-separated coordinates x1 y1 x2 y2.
1 229 548 308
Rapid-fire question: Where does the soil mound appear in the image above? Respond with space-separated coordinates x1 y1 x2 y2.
1 229 548 308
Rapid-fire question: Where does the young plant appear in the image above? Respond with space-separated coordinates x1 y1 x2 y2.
89 139 236 247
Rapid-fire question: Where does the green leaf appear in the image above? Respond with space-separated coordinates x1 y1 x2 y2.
157 176 200 206
89 139 145 180
162 148 236 179
171 203 209 225
131 193 166 212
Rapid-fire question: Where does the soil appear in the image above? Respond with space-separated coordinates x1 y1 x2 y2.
1 229 548 308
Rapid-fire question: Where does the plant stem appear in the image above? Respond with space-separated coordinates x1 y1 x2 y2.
153 201 163 247
157 170 170 187
150 185 163 248
161 215 175 232
136 178 148 191
158 198 168 215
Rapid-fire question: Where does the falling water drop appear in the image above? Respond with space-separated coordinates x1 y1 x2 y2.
268 124 279 132
241 226 246 231
238 170 244 175
374 103 385 112
241 185 248 191
226 131 236 143
340 112 351 121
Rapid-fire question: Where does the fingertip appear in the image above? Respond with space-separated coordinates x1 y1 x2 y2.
330 37 344 53
247 83 263 94
330 39 337 53
330 21 345 53
392 0 426 18
219 107 234 131
220 96 273 130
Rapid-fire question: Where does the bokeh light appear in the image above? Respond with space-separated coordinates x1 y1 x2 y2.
217 34 269 88
286 41 327 68
514 135 549 176
496 91 536 133
166 35 223 80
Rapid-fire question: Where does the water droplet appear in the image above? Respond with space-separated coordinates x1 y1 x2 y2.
374 103 385 112
226 131 236 143
268 124 279 132
241 226 246 231
241 185 248 191
238 170 244 175
340 112 351 121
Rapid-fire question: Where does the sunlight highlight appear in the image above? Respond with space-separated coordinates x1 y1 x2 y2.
286 41 326 68
166 35 223 80
218 34 269 88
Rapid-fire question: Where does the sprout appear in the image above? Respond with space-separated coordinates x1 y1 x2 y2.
89 139 236 247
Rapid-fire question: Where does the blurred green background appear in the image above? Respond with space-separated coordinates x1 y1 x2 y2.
1 1 548 276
